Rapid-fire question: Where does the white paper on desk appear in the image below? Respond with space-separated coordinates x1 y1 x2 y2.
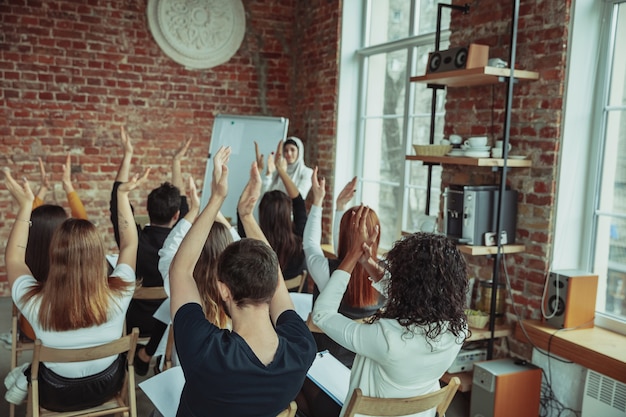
106 254 118 268
289 293 313 321
138 366 185 417
307 351 351 406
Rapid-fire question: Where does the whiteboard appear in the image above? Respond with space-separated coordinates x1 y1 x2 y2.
200 114 289 222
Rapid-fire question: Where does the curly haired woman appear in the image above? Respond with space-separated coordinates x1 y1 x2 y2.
312 206 469 417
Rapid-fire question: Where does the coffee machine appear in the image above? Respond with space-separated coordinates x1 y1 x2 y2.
444 184 518 246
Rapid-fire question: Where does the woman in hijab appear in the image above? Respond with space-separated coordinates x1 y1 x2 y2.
261 137 313 198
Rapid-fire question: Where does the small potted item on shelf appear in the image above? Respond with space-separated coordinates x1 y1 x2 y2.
465 309 489 329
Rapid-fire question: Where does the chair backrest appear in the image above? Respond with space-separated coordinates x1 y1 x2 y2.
276 401 298 417
284 271 307 293
132 286 167 300
29 328 139 417
343 377 460 417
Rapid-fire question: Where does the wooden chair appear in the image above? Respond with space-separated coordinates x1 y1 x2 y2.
276 401 297 417
342 376 460 417
26 328 139 417
10 302 36 417
162 324 174 371
132 286 167 300
284 271 307 293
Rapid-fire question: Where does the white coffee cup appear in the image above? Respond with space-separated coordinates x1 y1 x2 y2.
467 136 488 147
491 148 503 158
440 139 450 145
449 134 463 145
495 140 512 151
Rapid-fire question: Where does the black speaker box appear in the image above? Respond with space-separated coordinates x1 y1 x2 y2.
427 43 489 74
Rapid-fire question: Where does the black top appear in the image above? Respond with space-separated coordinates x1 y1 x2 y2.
174 303 316 417
237 194 307 280
109 181 189 335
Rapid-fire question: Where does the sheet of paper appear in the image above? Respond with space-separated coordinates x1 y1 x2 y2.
138 366 185 417
106 253 119 268
289 292 313 321
307 350 351 406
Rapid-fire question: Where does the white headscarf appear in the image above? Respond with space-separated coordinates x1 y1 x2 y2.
268 136 313 197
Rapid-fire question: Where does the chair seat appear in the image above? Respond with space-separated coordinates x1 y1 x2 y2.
38 395 129 417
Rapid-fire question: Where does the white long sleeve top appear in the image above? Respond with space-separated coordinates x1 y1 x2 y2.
312 269 465 417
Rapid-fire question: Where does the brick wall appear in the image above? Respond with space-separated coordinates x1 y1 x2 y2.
0 0 341 295
444 0 571 358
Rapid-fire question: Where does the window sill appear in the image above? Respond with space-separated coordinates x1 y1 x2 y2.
514 320 626 384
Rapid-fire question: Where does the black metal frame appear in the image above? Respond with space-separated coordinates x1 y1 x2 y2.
425 1 521 359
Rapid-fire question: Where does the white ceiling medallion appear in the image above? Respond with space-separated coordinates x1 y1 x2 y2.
147 0 246 69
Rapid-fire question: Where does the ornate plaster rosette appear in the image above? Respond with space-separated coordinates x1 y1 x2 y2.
147 0 246 69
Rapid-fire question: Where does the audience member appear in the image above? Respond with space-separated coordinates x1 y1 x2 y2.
19 154 88 340
303 170 385 366
3 167 148 409
239 143 307 282
109 126 190 375
258 137 313 198
168 147 316 416
312 212 469 417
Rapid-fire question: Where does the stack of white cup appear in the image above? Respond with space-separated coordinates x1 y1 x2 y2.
491 140 511 158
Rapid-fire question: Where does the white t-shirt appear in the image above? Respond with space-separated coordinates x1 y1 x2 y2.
12 263 135 378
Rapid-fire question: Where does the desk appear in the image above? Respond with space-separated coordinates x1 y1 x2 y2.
514 319 626 384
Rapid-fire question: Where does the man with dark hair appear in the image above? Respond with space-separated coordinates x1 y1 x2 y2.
169 148 316 416
109 126 191 375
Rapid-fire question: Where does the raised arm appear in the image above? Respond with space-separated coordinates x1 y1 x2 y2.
115 126 134 183
3 168 35 288
62 154 88 220
303 167 332 290
169 146 231 318
33 157 50 208
116 169 150 270
172 137 191 192
237 161 294 323
333 176 357 251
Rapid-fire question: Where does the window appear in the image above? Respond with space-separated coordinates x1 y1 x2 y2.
557 0 626 334
591 1 626 325
345 0 451 249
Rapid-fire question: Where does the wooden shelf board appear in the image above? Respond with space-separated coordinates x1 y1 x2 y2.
466 324 512 341
441 371 473 393
459 244 525 255
410 66 539 87
515 320 626 384
406 155 532 167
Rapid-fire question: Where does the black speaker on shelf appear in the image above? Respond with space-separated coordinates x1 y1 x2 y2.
427 43 489 74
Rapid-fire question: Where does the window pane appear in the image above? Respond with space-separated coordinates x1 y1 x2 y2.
608 3 626 107
364 51 408 117
361 180 401 250
361 117 404 248
367 0 411 46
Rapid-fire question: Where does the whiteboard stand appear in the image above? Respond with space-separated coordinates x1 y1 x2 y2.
200 114 289 223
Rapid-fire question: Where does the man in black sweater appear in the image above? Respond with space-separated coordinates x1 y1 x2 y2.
110 126 190 374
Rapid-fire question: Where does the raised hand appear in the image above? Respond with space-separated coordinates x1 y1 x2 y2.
254 141 265 173
36 157 51 201
174 137 192 162
187 175 200 213
310 166 326 207
238 162 261 218
61 154 76 193
274 139 287 173
120 126 133 154
118 168 150 193
336 176 357 211
3 168 34 208
211 146 231 199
